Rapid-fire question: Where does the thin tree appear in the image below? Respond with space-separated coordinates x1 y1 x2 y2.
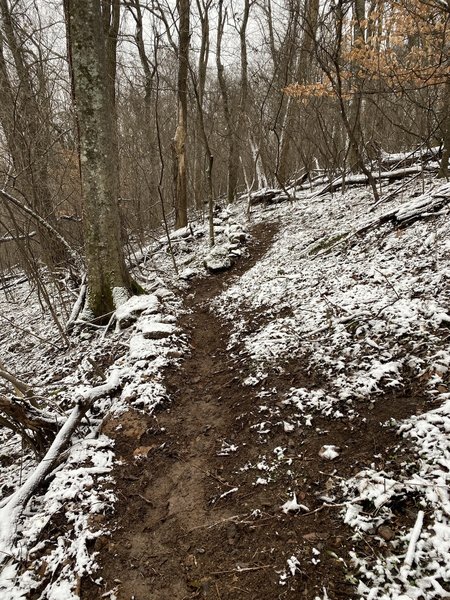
0 0 71 269
173 0 190 229
217 0 238 204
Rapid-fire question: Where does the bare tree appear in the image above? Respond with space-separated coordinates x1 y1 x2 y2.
217 0 238 204
173 0 190 229
0 0 71 269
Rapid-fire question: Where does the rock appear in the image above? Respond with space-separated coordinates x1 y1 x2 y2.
166 349 183 358
129 334 160 360
319 445 340 460
377 525 395 541
204 245 234 273
116 294 160 328
153 287 174 300
179 268 196 280
170 226 192 240
139 321 176 340
229 248 242 257
227 224 247 243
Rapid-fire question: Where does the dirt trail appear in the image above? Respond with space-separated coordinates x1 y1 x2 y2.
83 222 429 600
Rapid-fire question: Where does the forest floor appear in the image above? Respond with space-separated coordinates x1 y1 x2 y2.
82 221 434 600
1 170 450 600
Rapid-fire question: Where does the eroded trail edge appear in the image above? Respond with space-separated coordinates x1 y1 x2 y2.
83 221 428 600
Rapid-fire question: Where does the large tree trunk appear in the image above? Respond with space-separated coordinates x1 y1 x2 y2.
173 0 190 229
66 0 135 319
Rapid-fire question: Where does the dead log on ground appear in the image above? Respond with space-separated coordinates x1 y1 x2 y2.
0 371 121 563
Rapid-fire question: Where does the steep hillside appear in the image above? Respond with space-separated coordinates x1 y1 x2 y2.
0 171 449 600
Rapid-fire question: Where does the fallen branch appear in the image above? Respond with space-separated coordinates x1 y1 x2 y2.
312 164 438 198
66 274 87 332
0 363 32 397
307 182 450 261
0 371 121 563
403 510 425 569
0 314 63 350
0 188 81 268
369 172 422 212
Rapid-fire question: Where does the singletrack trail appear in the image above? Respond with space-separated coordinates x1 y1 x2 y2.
83 221 426 600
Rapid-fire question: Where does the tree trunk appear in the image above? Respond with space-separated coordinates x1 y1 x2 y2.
65 0 135 319
347 0 366 171
278 0 319 184
173 0 190 229
238 0 267 189
217 0 238 204
438 78 450 178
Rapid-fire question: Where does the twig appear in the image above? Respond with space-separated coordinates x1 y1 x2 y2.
101 312 116 340
210 565 271 576
0 314 62 350
369 172 422 212
136 494 154 506
87 357 107 381
374 269 400 300
188 514 243 532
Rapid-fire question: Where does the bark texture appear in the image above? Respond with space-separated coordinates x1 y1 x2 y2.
66 0 133 318
173 0 190 229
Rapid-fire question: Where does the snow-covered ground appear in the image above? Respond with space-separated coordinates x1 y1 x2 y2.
213 176 450 599
0 208 250 598
0 169 449 599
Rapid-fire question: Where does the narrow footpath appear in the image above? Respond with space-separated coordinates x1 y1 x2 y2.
83 222 427 600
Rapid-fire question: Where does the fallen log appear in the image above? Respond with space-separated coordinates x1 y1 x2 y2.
311 164 439 198
0 371 121 563
309 181 450 259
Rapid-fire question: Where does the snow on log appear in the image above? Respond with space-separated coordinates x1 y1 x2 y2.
0 371 120 563
66 275 87 331
249 187 288 206
401 510 425 576
312 164 439 198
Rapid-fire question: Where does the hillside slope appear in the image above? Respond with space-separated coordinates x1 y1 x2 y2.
0 171 449 599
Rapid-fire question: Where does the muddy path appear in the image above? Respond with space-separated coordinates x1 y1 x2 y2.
83 222 429 600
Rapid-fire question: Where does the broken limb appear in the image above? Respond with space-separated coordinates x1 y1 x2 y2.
66 274 87 332
0 371 121 563
0 188 81 269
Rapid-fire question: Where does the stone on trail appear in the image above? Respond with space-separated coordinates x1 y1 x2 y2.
116 294 160 329
227 224 247 244
139 321 177 340
129 334 161 360
319 445 340 460
204 245 234 273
